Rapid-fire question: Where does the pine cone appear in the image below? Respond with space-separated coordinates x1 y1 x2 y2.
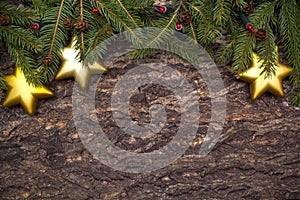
179 11 192 24
75 20 89 32
63 18 73 30
243 2 255 15
43 55 53 66
255 29 267 41
0 15 11 26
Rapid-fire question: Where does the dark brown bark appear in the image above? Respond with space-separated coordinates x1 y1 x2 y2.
0 50 299 199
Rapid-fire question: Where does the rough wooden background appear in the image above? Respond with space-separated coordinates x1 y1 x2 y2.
0 49 300 199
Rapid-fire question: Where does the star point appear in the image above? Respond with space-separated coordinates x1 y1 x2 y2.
239 47 292 100
3 67 54 115
55 37 107 89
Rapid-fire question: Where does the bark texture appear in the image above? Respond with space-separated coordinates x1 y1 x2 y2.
0 50 299 199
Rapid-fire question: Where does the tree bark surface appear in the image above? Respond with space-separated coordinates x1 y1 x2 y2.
0 51 299 199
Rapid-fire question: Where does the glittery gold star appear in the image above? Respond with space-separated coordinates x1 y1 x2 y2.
3 67 54 115
55 37 107 89
239 47 292 100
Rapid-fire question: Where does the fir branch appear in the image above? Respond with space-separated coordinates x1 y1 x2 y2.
32 0 49 18
249 1 276 29
92 24 111 49
6 44 43 86
233 0 246 8
188 3 208 29
75 1 110 61
216 17 240 64
145 1 182 48
126 0 153 7
291 87 300 106
189 2 221 46
116 0 138 27
216 38 236 64
255 25 276 78
94 0 142 43
213 0 233 27
49 0 65 55
0 2 43 87
0 74 7 90
188 4 210 44
232 29 256 72
39 0 74 83
278 0 300 86
0 2 38 27
0 25 41 53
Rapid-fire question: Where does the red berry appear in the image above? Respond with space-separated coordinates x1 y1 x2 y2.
31 23 39 30
246 23 255 33
157 6 167 13
175 21 183 31
92 8 100 13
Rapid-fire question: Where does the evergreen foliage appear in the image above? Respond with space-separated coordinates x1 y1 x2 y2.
0 0 299 105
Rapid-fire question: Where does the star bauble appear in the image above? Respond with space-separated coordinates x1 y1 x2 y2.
55 37 107 89
239 47 292 100
3 67 54 115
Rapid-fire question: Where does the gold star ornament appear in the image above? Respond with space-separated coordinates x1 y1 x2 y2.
239 47 292 100
55 37 107 89
3 67 54 115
